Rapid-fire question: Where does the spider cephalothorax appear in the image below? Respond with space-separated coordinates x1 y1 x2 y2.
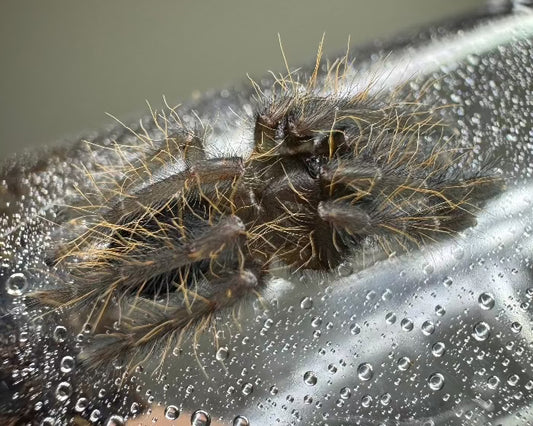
31 61 502 371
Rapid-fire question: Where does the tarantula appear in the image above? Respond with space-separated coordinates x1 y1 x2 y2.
26 52 502 375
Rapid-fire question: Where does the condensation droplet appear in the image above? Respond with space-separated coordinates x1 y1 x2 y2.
423 263 434 275
428 373 445 390
397 356 411 371
478 292 495 310
511 321 522 333
421 320 435 336
300 297 313 310
361 394 373 407
487 375 500 390
60 356 75 373
191 409 211 426
106 415 124 426
6 272 27 296
435 305 446 316
75 397 88 412
216 347 229 361
303 371 318 386
165 405 180 420
340 387 351 400
350 323 361 335
242 382 254 395
357 363 374 381
233 416 250 426
442 276 453 287
431 342 446 357
55 382 72 402
473 321 491 341
385 312 396 324
380 393 392 405
53 326 67 343
400 318 414 332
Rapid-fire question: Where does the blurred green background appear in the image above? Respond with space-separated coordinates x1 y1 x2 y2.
0 0 487 156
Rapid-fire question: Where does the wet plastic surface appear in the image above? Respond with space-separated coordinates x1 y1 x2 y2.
1 4 533 426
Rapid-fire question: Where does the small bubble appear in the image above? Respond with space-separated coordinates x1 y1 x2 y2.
431 342 446 357
397 357 411 371
300 297 313 310
55 382 72 402
60 356 75 373
233 416 250 426
421 320 435 336
400 318 414 332
473 321 491 341
357 363 374 381
303 371 317 386
216 347 229 361
191 410 211 426
164 405 180 420
478 292 495 310
6 272 27 296
428 373 445 390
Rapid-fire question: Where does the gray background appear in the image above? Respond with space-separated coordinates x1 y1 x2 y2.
0 0 487 156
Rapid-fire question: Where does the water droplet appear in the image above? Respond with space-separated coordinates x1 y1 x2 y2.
435 305 446 316
216 347 229 361
423 264 434 275
340 387 351 399
397 356 411 371
473 321 491 341
233 416 250 426
478 292 495 310
487 375 500 390
357 363 374 381
300 297 313 310
327 364 338 374
401 318 414 332
191 409 211 426
55 382 72 402
507 374 520 387
75 397 88 412
350 323 361 335
106 415 124 426
165 405 180 420
241 382 254 396
431 342 446 357
452 247 465 260
361 394 373 407
53 326 67 343
380 393 392 405
442 276 453 287
511 321 522 333
303 371 317 386
385 312 396 324
60 356 75 373
421 320 435 336
311 317 322 328
428 373 445 390
6 272 27 296
89 410 101 422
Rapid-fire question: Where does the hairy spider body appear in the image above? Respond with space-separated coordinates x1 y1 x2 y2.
27 53 503 373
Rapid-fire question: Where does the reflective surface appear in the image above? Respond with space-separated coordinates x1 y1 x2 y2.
1 4 533 426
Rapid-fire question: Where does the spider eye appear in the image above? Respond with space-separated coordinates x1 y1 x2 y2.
304 155 326 179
